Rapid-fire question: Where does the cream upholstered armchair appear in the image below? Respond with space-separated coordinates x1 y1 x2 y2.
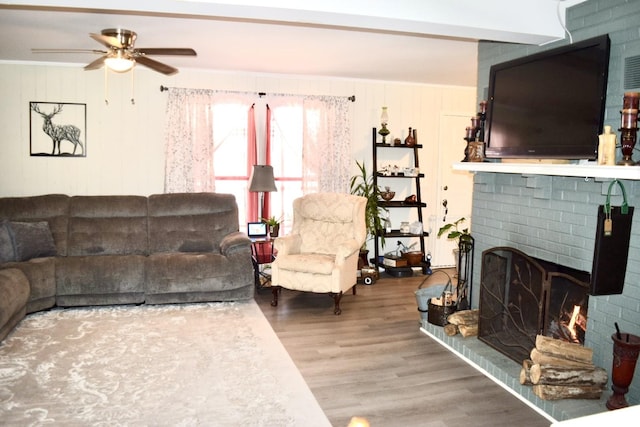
270 193 367 315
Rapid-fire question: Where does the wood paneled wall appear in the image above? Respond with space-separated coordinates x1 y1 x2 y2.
0 63 475 227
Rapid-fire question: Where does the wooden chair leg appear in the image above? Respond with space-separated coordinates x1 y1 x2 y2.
330 291 344 315
271 286 280 307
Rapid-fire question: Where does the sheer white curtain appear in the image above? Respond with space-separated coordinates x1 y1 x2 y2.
269 95 352 194
164 88 255 193
164 89 351 204
164 88 215 193
302 95 352 193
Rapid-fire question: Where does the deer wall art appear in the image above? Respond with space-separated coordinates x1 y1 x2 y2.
30 102 85 156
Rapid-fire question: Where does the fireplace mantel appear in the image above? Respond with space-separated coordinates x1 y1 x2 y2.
453 162 640 180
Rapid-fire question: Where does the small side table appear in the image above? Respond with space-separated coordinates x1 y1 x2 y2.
251 238 276 289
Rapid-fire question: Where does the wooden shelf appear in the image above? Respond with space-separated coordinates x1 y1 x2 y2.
379 201 426 208
452 162 640 180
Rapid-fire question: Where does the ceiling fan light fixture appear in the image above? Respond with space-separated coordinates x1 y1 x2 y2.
105 51 135 73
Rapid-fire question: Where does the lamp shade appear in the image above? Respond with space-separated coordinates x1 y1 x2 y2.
248 165 277 192
105 50 135 73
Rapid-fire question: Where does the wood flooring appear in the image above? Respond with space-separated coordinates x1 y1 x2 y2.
255 269 551 427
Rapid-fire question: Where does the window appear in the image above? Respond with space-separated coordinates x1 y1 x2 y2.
212 102 251 227
269 103 304 234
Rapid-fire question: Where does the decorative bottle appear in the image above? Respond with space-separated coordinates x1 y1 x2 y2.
405 127 416 146
598 125 617 165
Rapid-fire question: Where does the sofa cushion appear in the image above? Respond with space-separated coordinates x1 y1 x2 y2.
56 255 146 306
0 268 30 342
67 196 148 256
3 257 56 313
7 221 57 262
178 240 214 253
0 220 14 263
0 194 70 256
148 193 239 253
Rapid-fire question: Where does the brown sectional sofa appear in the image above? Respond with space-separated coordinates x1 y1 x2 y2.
0 192 254 342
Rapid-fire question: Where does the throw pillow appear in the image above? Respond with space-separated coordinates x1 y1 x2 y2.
8 221 57 262
0 219 15 263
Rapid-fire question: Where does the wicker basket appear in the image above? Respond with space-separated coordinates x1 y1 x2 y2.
415 270 455 323
415 283 446 321
423 270 457 326
427 300 457 326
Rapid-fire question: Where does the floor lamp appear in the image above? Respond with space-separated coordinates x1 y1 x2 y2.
248 165 277 221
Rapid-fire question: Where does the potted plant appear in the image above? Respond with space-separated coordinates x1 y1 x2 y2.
262 216 282 238
350 160 388 267
437 217 472 251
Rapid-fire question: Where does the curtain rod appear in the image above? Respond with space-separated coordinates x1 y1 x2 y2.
159 85 355 102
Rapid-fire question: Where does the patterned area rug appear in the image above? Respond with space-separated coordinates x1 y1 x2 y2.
0 301 330 426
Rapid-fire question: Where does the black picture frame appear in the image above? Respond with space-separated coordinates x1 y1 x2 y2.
30 102 86 157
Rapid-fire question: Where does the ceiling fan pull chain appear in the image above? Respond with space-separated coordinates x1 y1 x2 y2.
131 69 135 105
104 66 109 106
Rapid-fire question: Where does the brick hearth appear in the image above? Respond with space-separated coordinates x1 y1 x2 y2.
420 320 609 422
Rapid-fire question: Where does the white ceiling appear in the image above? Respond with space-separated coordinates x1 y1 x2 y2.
0 0 584 86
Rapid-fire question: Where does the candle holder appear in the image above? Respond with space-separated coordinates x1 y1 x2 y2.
618 127 638 165
618 93 640 165
462 101 487 162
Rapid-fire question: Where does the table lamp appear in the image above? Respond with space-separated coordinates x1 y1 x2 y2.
248 165 277 220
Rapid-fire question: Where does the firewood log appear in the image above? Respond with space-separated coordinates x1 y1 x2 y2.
447 309 479 326
520 359 534 385
535 335 593 364
529 364 607 386
530 348 593 369
444 324 459 336
533 384 604 400
458 324 478 337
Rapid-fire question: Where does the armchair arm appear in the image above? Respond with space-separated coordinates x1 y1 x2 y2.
334 239 361 266
220 232 252 256
274 234 302 256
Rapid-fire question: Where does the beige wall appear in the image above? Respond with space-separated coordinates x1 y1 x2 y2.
0 63 475 211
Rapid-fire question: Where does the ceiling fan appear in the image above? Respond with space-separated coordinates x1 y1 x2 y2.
33 28 197 75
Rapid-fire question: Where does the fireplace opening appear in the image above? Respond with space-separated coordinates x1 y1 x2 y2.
477 247 590 364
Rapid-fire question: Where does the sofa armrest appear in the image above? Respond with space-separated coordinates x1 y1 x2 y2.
334 239 361 266
274 234 302 256
220 232 252 256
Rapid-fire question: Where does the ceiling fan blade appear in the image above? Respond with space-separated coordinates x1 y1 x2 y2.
32 48 106 54
90 32 123 49
135 55 178 75
84 55 108 71
136 48 196 56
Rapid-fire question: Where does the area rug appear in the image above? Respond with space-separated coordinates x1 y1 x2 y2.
0 301 331 426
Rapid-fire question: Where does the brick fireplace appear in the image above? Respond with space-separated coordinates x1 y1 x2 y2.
425 1 640 420
478 246 591 364
422 171 639 422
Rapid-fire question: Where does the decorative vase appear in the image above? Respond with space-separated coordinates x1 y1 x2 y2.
606 332 640 410
269 224 280 238
405 127 415 146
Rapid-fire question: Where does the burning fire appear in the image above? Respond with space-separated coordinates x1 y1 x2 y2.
568 305 581 340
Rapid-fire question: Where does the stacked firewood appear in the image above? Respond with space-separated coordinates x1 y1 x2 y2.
444 309 479 337
520 335 607 400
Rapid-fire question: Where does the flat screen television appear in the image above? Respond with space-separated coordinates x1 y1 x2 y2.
485 34 611 160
